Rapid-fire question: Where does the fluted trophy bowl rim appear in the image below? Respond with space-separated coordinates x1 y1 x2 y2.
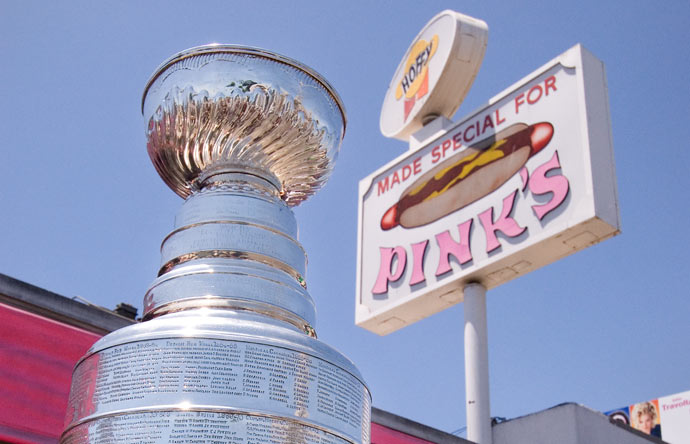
141 44 347 124
141 44 347 205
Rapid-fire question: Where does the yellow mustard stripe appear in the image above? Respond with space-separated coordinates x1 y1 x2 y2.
409 150 477 197
424 139 506 201
420 139 507 202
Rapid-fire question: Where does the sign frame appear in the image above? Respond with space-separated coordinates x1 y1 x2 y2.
356 44 620 335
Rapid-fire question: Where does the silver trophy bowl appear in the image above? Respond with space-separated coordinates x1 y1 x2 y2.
61 45 371 444
142 44 345 205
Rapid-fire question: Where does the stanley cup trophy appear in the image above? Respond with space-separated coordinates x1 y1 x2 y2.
61 45 371 444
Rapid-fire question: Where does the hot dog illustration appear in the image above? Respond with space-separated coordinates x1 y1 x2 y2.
381 122 554 230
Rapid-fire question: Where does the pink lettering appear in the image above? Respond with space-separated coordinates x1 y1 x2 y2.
495 108 506 125
463 123 476 142
372 247 407 294
402 164 412 181
527 84 542 104
377 177 390 196
413 157 422 175
409 240 429 286
515 93 525 114
391 171 400 186
435 220 473 276
431 146 441 163
478 191 526 253
515 77 558 114
442 139 452 157
453 132 463 150
529 151 570 220
482 115 494 134
545 75 557 95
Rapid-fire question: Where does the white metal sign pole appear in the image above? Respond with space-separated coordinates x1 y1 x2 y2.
464 282 492 444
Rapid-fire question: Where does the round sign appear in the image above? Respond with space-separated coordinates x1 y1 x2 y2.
380 10 488 141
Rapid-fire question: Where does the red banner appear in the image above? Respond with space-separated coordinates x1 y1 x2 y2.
371 422 435 444
0 303 100 443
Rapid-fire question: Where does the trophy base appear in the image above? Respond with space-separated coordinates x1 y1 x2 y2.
61 310 371 444
63 411 352 444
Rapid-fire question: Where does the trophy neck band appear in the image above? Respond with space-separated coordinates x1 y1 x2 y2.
146 172 316 328
195 168 282 195
141 44 347 126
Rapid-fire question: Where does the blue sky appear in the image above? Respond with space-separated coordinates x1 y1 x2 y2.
1 0 689 435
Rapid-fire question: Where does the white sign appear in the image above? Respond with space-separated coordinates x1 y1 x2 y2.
357 44 620 335
658 390 690 443
606 389 690 443
379 10 488 141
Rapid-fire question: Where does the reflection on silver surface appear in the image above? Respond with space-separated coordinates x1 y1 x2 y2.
143 45 345 206
61 45 370 444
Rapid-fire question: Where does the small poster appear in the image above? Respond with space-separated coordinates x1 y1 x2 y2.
606 390 690 443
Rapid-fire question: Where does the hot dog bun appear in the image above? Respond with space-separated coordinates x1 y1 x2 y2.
381 122 554 230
